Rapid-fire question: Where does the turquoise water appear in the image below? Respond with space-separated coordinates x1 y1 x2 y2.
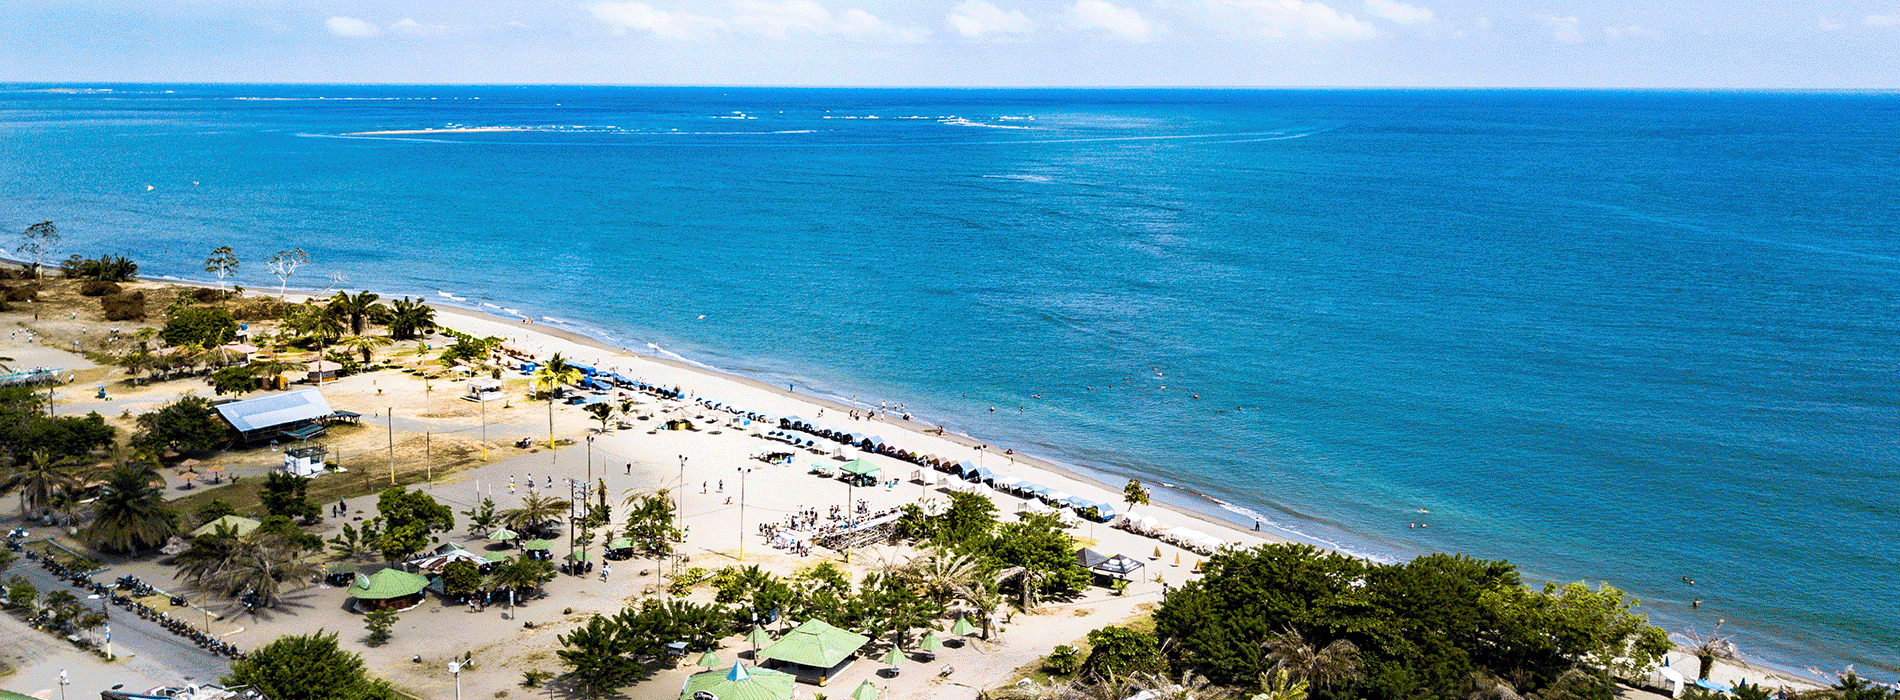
2 86 1895 679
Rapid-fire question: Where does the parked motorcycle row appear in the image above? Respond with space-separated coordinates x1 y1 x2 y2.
18 548 246 660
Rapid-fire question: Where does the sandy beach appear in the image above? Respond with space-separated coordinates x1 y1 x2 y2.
0 277 1829 700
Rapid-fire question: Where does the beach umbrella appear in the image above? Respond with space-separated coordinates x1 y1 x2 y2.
1173 552 1181 567
1152 546 1162 559
563 550 592 562
881 646 905 675
852 680 879 700
605 537 633 550
919 631 942 653
950 616 974 637
487 527 517 541
522 539 553 551
696 650 722 669
746 626 773 648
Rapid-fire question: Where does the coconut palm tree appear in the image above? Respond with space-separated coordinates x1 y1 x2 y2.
908 547 987 609
957 580 1006 641
83 463 177 552
173 525 318 613
336 334 392 363
326 291 383 337
385 297 436 340
994 565 1048 611
1116 670 1232 700
1678 622 1737 681
488 556 556 609
1263 627 1361 691
1 450 85 519
502 494 568 538
531 353 583 448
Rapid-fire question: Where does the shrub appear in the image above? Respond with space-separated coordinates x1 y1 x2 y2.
102 291 146 321
190 287 224 303
60 254 138 282
160 307 238 347
1043 645 1082 676
4 284 38 302
79 280 121 297
231 296 292 322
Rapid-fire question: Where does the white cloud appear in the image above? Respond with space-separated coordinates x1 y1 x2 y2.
1364 0 1431 25
1069 0 1153 41
726 0 927 41
590 2 727 39
1209 0 1376 40
389 18 448 37
948 0 1034 38
1536 14 1583 43
1814 17 1846 31
1602 24 1659 41
325 16 382 38
1863 14 1900 27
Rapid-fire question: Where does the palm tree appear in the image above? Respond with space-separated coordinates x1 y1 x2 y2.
327 291 383 337
336 334 392 363
532 353 582 448
909 548 987 609
385 297 437 340
1263 627 1361 691
1116 670 1232 700
489 556 557 609
1678 622 1737 681
173 526 318 612
994 565 1048 611
1 450 85 519
83 463 177 552
957 580 1006 641
502 494 568 538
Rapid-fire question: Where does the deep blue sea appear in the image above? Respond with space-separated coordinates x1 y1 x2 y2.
2 85 1895 680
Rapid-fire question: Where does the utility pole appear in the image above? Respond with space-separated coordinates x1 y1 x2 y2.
480 395 488 462
387 407 396 485
737 466 752 560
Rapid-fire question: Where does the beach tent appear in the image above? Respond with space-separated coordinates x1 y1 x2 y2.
1047 490 1075 504
1076 548 1111 570
839 459 881 486
1649 665 1685 697
955 460 978 476
190 515 262 538
679 663 796 700
757 618 870 686
992 476 1023 489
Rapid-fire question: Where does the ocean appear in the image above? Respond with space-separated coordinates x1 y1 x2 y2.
1 85 1894 680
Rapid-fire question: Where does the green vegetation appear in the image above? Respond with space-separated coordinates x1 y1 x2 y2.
82 462 178 552
373 486 454 561
60 253 138 282
160 306 239 347
131 395 228 454
557 598 732 697
223 630 399 700
364 608 398 646
0 386 116 465
260 472 320 524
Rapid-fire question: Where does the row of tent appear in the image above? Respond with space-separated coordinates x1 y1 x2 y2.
1116 513 1227 555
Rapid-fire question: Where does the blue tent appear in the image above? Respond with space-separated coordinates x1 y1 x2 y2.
955 460 978 475
969 466 996 481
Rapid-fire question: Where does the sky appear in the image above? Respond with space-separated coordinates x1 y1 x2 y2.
2 1 1898 88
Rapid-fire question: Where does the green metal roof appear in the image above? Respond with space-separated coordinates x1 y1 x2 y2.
346 568 431 600
190 514 262 538
757 618 869 669
839 459 880 477
679 664 795 700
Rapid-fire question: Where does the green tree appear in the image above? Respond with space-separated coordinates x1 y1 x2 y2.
531 353 582 448
374 486 454 561
385 297 436 340
5 577 37 612
936 489 998 545
337 334 391 363
462 497 500 536
205 245 241 294
223 630 400 700
986 512 1087 608
132 395 228 454
327 291 383 337
1153 544 1369 687
1124 477 1151 514
0 449 87 517
17 221 58 279
173 522 319 611
442 559 482 598
503 493 568 539
82 463 177 552
195 499 237 524
260 472 321 523
1081 626 1167 681
490 556 557 607
558 614 646 697
620 489 679 556
364 608 398 646
584 402 613 433
161 306 239 347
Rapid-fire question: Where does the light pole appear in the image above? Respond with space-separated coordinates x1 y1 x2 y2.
85 593 111 659
387 406 396 485
480 393 488 462
448 659 466 700
675 454 687 577
586 435 594 487
736 466 752 560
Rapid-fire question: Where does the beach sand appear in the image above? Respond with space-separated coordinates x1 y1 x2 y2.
0 279 1825 700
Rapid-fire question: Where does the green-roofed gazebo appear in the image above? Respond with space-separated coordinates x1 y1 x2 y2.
523 539 553 551
0 689 40 700
756 618 870 686
679 663 795 700
346 568 432 612
190 514 262 538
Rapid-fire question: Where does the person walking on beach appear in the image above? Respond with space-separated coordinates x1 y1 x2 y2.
601 563 612 581
626 462 631 475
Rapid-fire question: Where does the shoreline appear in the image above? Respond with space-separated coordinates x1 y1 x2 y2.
103 273 1838 689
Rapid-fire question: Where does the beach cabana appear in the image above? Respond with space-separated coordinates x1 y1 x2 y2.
679 663 796 700
954 460 978 477
306 360 343 384
346 568 431 612
190 514 262 538
756 618 870 686
465 378 504 402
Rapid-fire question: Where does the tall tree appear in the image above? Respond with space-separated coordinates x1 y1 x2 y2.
385 297 436 340
223 630 399 700
132 395 228 455
172 524 320 611
1 450 86 517
336 334 391 363
503 493 568 538
1123 478 1151 515
327 291 383 336
531 353 582 448
204 245 241 294
558 614 647 697
265 248 309 299
82 463 177 552
17 221 58 279
260 472 320 523
375 487 454 561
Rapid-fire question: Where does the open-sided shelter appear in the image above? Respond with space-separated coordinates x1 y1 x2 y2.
680 663 796 700
756 618 870 686
215 389 334 444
